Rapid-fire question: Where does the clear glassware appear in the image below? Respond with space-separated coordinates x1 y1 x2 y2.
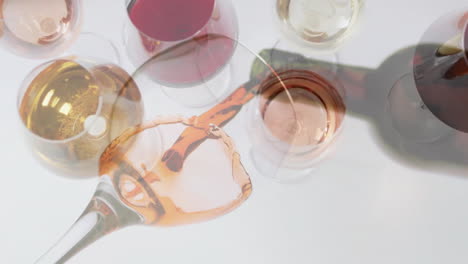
275 0 364 50
31 37 288 263
0 0 82 59
17 54 143 178
387 8 467 142
247 69 346 182
387 73 454 143
123 0 238 107
412 8 468 133
271 38 341 77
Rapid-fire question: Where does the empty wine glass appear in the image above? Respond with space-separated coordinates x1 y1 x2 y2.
123 0 238 107
0 0 82 59
247 69 346 182
31 37 291 263
275 0 364 50
17 55 143 178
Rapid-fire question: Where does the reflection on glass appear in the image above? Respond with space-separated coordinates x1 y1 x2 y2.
388 74 453 142
0 0 82 58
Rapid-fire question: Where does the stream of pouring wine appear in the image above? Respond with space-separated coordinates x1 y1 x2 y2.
118 38 298 194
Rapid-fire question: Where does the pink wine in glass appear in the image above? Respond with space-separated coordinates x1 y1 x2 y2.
126 0 238 87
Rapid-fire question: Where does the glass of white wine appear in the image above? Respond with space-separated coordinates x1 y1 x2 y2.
275 0 364 50
17 56 144 178
0 0 82 59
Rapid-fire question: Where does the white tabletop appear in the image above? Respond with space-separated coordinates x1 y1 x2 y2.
1 0 468 263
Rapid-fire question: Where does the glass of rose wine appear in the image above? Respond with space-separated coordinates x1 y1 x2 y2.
30 37 291 263
0 0 82 59
123 0 239 107
247 67 346 182
387 8 468 142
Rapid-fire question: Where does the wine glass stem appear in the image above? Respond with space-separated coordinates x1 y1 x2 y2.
35 178 143 264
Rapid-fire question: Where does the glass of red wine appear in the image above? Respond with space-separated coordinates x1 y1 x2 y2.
123 0 238 107
388 8 468 142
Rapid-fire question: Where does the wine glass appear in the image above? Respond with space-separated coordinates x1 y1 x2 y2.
387 73 454 142
387 8 467 142
275 0 364 50
247 69 346 183
32 37 289 263
0 0 82 59
412 8 468 133
17 55 143 178
123 0 238 107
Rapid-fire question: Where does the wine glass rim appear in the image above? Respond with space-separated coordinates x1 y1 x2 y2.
131 33 239 89
124 0 222 43
275 0 363 50
250 69 346 155
17 58 107 144
0 0 83 59
65 32 122 65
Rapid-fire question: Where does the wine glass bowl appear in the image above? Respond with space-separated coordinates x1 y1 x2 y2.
17 57 143 178
248 69 346 182
0 0 82 59
123 0 239 107
387 73 453 143
275 0 363 50
413 8 468 133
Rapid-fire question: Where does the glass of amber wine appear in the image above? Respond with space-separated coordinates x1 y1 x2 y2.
31 37 289 263
0 0 82 59
18 55 143 178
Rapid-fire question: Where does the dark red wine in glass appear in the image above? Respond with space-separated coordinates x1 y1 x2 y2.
126 0 238 87
413 9 468 133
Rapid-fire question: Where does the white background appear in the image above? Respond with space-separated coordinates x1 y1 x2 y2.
1 0 468 263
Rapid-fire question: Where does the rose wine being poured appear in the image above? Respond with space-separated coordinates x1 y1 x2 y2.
35 117 252 263
126 0 237 86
